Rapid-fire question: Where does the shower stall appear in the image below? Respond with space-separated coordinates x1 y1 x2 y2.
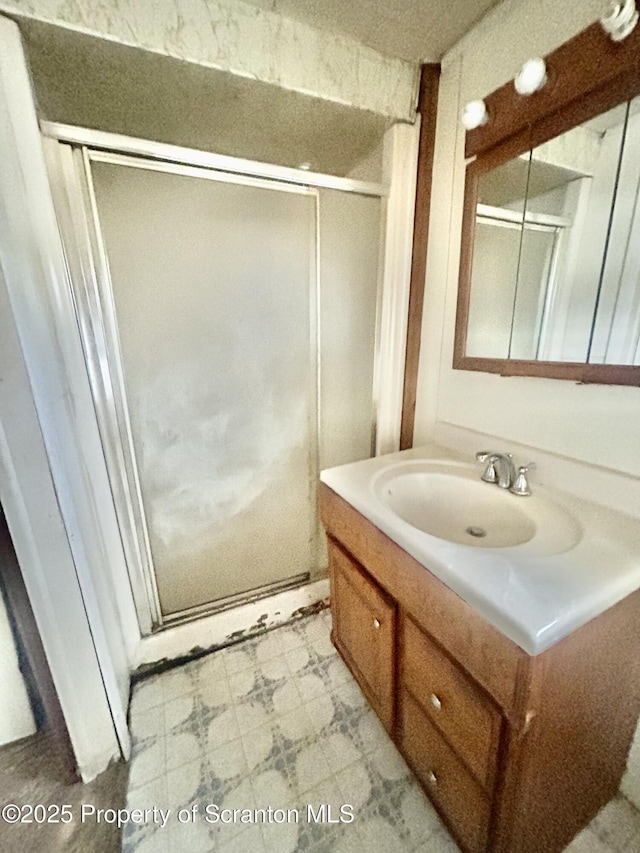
45 128 385 633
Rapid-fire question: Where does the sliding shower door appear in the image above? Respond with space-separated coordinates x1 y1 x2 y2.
318 188 381 471
47 135 383 630
89 157 317 618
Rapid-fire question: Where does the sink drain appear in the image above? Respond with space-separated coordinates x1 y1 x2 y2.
466 526 487 538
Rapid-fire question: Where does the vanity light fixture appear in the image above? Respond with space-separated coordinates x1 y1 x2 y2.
601 0 639 41
461 99 488 130
514 58 547 96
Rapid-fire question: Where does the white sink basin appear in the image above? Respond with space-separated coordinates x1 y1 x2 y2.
321 444 640 654
373 460 581 556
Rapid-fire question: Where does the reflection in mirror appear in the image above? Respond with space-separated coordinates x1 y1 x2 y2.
523 106 626 363
467 154 531 358
589 97 640 364
465 97 640 366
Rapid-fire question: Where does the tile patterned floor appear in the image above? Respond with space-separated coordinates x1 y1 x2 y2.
123 610 640 853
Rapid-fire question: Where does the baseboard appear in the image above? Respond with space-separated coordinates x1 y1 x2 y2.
133 578 330 672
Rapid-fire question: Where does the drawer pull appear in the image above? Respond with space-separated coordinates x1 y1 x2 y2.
430 693 442 712
427 770 438 787
373 618 381 629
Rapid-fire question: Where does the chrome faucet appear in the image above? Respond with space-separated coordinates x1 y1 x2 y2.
475 451 534 495
475 451 516 489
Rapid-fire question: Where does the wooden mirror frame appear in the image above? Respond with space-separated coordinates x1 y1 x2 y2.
454 19 640 385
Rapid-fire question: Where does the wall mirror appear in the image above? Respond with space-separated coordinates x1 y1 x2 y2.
454 20 640 384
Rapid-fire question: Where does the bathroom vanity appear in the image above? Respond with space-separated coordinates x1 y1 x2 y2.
319 448 640 853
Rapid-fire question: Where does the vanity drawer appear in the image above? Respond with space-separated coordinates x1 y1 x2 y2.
401 615 501 791
400 688 491 853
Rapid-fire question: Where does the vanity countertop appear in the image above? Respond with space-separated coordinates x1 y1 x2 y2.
320 443 640 655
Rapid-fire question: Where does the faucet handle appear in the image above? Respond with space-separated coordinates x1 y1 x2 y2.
476 451 500 484
510 463 536 496
481 458 499 484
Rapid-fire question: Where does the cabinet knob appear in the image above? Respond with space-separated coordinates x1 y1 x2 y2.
373 618 381 629
430 693 442 711
427 770 438 787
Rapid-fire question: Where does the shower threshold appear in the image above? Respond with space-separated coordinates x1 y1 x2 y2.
155 571 312 631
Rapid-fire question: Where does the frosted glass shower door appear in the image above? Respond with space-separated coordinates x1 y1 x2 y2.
90 158 317 617
319 189 381 469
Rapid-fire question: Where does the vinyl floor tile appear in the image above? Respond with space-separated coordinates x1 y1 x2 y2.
122 611 634 853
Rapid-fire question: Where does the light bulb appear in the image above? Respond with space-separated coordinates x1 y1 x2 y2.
514 58 547 96
461 100 488 131
601 0 639 41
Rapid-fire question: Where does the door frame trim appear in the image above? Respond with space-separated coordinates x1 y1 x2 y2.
40 121 387 198
0 504 77 780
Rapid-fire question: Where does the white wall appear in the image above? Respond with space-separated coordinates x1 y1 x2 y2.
412 0 640 807
0 15 130 779
0 255 121 780
375 121 420 454
0 595 36 747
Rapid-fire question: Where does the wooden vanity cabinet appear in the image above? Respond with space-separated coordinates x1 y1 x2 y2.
329 539 396 732
321 482 640 853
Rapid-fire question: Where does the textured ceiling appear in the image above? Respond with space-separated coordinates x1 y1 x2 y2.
22 22 391 177
240 0 504 61
20 0 506 175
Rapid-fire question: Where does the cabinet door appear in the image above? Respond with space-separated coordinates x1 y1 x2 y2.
329 540 395 732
